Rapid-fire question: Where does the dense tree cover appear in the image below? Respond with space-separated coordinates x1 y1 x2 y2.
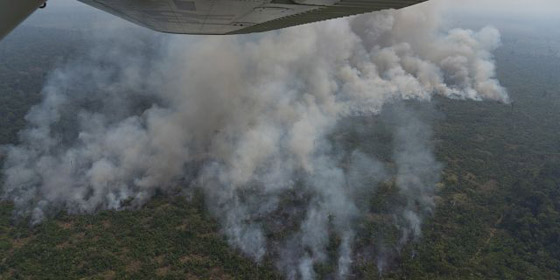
379 47 560 279
1 26 559 279
0 194 280 279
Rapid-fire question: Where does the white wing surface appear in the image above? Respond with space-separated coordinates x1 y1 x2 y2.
77 0 427 34
0 0 427 40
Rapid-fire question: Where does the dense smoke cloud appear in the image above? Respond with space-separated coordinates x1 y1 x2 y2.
2 2 507 279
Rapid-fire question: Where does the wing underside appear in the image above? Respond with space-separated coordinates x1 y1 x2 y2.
77 0 427 35
0 0 44 40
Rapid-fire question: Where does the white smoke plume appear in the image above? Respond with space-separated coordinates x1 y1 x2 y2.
1 2 507 279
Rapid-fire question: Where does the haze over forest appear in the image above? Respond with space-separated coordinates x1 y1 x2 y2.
1 0 560 279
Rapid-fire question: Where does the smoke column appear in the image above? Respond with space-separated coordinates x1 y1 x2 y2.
1 2 507 279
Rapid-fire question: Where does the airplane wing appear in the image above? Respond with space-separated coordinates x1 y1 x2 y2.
0 0 427 40
77 0 428 35
0 0 45 41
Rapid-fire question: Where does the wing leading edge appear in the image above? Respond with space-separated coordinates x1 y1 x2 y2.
77 0 428 35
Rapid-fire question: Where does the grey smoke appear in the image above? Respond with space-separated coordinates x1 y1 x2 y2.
1 2 508 279
393 107 441 246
